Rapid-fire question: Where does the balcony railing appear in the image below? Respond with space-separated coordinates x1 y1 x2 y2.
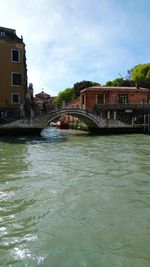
95 103 150 111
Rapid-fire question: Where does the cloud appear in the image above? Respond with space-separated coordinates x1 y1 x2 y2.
0 0 150 95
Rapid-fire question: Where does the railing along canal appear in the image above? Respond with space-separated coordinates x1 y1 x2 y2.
95 103 150 111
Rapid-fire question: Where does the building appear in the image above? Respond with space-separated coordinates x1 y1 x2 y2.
61 86 150 126
62 97 81 124
80 86 150 124
80 86 150 111
34 90 56 115
0 26 27 119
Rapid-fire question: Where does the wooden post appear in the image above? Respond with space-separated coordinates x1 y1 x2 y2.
144 114 146 133
107 110 110 119
148 114 150 134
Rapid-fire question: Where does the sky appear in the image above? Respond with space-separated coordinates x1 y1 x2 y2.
0 0 150 96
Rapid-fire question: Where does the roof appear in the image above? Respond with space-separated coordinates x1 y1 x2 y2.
81 86 150 93
35 91 51 100
0 26 23 43
0 26 16 33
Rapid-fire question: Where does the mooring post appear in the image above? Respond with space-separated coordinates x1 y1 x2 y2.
113 111 117 120
107 111 110 119
144 114 146 133
148 114 150 135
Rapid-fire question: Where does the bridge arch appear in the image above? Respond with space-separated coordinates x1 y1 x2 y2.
35 108 106 130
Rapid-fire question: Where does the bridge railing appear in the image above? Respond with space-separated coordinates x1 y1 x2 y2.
95 103 150 111
34 108 107 128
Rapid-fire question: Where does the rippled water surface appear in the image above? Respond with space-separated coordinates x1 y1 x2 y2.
0 128 150 267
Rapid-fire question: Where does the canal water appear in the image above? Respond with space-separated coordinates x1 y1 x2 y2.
0 128 150 267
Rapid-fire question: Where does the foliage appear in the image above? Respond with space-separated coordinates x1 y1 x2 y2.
105 80 112 86
73 80 100 98
54 88 74 108
131 63 150 88
54 81 100 107
104 63 150 88
132 63 150 80
105 78 134 87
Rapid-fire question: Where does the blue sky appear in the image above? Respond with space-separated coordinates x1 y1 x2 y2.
0 0 150 95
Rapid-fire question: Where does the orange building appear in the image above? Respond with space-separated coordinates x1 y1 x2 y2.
0 26 27 119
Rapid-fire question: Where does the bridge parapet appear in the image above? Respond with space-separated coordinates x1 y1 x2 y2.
95 103 150 111
0 108 133 132
32 108 107 129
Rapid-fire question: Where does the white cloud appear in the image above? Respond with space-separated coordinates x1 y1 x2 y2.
0 0 150 95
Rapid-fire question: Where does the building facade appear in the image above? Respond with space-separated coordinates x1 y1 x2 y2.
80 86 150 124
61 86 150 126
0 26 27 119
33 90 56 115
80 86 150 111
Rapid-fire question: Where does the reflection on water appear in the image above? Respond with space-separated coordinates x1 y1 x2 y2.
0 129 150 267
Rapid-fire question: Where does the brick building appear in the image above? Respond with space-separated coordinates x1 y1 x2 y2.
34 90 56 115
61 97 80 124
62 86 150 125
0 26 27 119
80 86 150 111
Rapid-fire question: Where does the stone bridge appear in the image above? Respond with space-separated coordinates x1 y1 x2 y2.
0 107 145 135
31 108 107 130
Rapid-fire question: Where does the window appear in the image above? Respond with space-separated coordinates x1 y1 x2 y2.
11 73 22 86
0 32 5 37
119 95 128 104
82 95 85 104
97 94 105 104
11 49 20 62
11 93 20 104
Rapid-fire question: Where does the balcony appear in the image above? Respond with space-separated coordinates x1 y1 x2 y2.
95 103 150 111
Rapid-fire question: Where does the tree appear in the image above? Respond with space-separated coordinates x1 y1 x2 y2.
132 63 150 80
131 63 150 88
54 80 100 108
104 78 133 87
111 78 124 86
73 80 100 98
54 88 74 108
105 80 112 86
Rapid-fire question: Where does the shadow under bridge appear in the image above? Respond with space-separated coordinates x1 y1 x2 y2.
35 108 107 130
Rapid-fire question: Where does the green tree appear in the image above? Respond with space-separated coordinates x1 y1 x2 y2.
105 80 112 86
132 63 150 80
73 80 100 98
111 78 124 86
54 80 100 108
132 63 150 88
104 78 133 87
54 88 74 108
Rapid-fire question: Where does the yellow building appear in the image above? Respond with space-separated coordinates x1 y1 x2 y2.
0 26 27 119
